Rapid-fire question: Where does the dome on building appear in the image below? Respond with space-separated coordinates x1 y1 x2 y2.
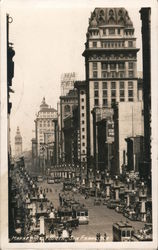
88 8 133 28
40 97 49 110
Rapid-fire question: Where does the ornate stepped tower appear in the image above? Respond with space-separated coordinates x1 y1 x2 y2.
82 8 139 165
14 126 22 157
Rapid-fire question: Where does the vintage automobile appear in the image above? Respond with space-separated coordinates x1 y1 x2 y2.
54 177 61 183
63 180 73 191
115 204 124 213
123 207 137 221
107 200 120 209
94 198 102 206
103 198 110 206
133 223 152 241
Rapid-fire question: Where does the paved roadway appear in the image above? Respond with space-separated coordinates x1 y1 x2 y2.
37 181 145 242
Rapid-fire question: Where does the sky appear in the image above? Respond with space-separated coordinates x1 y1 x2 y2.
3 0 144 153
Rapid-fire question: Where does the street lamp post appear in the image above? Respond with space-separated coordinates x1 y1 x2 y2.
113 175 120 201
105 172 111 198
139 181 147 222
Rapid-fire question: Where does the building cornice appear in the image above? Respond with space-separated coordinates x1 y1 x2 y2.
82 48 139 57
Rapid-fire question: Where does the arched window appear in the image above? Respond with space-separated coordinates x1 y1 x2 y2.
64 105 70 115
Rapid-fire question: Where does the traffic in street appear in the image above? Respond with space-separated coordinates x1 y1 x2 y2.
9 158 152 243
38 180 145 242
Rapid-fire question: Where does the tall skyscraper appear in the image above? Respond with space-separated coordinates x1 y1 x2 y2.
59 89 78 162
35 97 57 163
82 8 140 168
14 126 22 157
139 8 151 185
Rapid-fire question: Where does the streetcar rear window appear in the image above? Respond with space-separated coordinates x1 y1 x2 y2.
122 231 125 237
127 230 130 237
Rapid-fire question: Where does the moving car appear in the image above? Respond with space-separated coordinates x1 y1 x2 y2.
94 198 102 206
107 200 119 209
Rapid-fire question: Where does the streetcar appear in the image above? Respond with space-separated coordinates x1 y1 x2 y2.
113 221 134 241
72 205 89 225
57 206 79 228
54 176 61 183
37 176 43 182
47 177 55 184
63 180 73 191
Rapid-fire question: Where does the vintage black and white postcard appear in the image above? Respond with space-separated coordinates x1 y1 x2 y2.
0 0 158 249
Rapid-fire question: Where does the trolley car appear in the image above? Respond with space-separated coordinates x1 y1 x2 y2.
113 221 134 241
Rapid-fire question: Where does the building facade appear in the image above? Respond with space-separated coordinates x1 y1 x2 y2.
31 138 37 169
82 8 140 170
14 126 22 157
126 136 144 172
92 107 114 173
60 89 78 162
74 81 88 184
139 8 151 185
74 82 87 163
34 97 57 168
113 101 144 175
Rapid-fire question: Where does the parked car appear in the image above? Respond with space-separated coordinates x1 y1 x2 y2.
103 199 110 205
115 204 124 213
94 198 101 206
107 200 119 209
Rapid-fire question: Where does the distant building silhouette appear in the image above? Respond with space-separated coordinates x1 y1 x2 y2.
61 72 77 96
14 126 22 157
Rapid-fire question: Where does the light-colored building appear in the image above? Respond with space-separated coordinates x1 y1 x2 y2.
14 126 22 157
61 72 77 96
113 101 144 175
82 8 140 164
35 97 57 163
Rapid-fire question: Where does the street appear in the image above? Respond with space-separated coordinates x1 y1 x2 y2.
38 181 145 242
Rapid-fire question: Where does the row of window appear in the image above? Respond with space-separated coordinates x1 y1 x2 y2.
94 89 133 98
93 62 134 71
94 81 134 90
39 113 56 118
92 62 134 70
101 41 124 48
94 96 134 106
39 129 53 134
103 28 121 35
90 27 134 37
80 94 86 154
93 70 134 78
39 121 54 127
93 40 133 48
